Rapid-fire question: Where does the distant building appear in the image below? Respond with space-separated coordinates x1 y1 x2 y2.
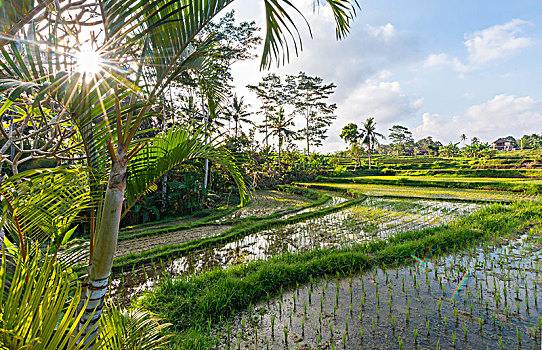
419 148 430 155
492 138 516 151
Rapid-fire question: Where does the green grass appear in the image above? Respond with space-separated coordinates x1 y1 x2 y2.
325 167 542 179
315 175 542 193
299 182 539 202
326 151 542 176
138 200 542 349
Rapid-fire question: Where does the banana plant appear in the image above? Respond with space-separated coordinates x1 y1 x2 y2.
0 0 360 345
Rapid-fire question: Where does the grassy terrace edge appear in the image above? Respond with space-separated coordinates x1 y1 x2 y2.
314 175 542 193
105 187 352 273
138 200 542 349
117 186 330 242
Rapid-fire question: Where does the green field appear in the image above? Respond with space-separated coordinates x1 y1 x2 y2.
315 174 542 193
299 182 540 202
359 175 542 184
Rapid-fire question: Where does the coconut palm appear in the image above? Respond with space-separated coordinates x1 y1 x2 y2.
0 0 359 344
460 133 467 145
269 108 297 175
360 117 385 169
226 95 253 139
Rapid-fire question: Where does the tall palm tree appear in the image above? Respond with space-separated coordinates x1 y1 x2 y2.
360 117 385 169
270 108 296 175
0 0 359 344
226 95 253 138
460 134 467 145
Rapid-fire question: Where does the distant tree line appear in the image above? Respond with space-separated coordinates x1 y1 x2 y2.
340 122 542 161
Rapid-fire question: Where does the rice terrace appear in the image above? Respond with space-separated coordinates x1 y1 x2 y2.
0 1 541 350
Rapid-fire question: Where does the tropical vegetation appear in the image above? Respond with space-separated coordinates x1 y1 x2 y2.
1 1 541 350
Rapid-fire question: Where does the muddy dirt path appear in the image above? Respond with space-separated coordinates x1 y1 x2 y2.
115 225 232 258
115 190 311 258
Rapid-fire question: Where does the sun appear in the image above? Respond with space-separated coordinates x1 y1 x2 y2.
75 46 103 76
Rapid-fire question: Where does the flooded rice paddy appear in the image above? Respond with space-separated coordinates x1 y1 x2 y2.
217 190 312 222
219 228 542 349
112 197 480 305
171 198 478 276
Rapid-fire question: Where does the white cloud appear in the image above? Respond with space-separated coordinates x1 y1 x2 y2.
230 0 421 102
340 76 423 123
423 19 533 73
228 1 422 152
366 23 398 41
423 53 470 73
317 74 423 152
465 19 533 65
413 94 542 142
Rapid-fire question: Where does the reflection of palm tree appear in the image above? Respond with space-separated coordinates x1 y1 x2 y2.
270 108 296 175
226 95 253 138
361 117 385 169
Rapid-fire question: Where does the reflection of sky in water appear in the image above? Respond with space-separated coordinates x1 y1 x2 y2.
111 197 483 304
172 198 480 275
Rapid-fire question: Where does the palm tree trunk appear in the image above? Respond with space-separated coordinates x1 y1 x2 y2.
306 117 310 157
368 140 372 169
203 118 209 190
265 115 269 149
278 138 282 176
235 120 238 139
161 119 167 211
77 158 127 346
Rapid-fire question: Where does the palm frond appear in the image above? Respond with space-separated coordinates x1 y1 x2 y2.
98 301 171 350
123 124 250 217
0 166 91 251
261 0 360 69
0 247 96 349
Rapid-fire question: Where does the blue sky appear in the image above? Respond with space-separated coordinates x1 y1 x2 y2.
225 0 542 152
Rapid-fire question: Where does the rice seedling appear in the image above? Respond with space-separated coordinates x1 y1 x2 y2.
271 315 275 338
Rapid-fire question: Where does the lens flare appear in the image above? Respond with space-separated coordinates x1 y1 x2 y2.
75 46 102 76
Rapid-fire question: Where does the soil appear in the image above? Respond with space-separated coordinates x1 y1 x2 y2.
115 225 232 258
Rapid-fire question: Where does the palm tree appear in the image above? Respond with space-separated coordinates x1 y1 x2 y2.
226 95 253 139
269 108 296 175
0 0 359 344
360 117 385 169
460 134 467 145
